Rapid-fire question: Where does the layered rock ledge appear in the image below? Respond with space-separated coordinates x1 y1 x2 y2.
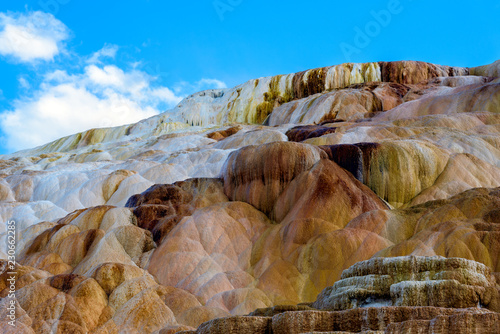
181 256 500 333
178 308 499 334
312 256 499 311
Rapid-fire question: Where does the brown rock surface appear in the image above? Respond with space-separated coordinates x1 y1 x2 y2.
271 159 388 224
206 125 243 141
286 125 338 142
222 141 326 214
127 178 228 243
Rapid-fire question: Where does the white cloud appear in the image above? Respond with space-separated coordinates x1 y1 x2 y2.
173 78 227 94
0 64 184 152
86 64 130 88
85 65 148 95
0 11 69 63
18 76 30 89
197 78 227 89
150 87 184 105
87 44 119 64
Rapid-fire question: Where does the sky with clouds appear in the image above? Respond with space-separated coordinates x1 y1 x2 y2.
0 0 498 153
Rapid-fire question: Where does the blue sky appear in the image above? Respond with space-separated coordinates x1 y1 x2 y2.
0 0 498 153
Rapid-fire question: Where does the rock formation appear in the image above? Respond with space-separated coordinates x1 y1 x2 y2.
312 256 499 311
1 59 499 333
181 256 500 333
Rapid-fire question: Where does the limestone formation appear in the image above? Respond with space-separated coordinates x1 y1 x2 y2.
1 59 499 333
186 256 499 333
312 256 499 312
221 142 326 214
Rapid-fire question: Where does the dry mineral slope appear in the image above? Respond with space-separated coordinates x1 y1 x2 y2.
0 59 499 333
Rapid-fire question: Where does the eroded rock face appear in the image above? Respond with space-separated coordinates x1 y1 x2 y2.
126 178 228 243
206 125 243 141
317 140 449 208
375 80 500 121
286 125 338 142
221 142 326 214
271 159 388 224
268 82 410 126
270 308 499 334
352 187 500 274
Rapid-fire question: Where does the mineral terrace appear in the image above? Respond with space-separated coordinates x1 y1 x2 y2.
1 59 499 333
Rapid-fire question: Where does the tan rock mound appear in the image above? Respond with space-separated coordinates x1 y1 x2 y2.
206 125 243 141
126 178 228 243
318 140 449 208
0 262 108 333
213 128 288 150
148 201 272 313
376 80 500 121
371 187 500 274
286 125 338 142
271 159 388 224
342 187 500 273
222 142 326 214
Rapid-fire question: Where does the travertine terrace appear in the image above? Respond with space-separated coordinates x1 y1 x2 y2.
1 59 499 333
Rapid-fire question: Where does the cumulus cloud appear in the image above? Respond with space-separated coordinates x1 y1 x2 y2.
197 78 227 89
174 78 227 94
87 44 119 64
18 76 30 89
0 64 183 152
0 11 69 62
